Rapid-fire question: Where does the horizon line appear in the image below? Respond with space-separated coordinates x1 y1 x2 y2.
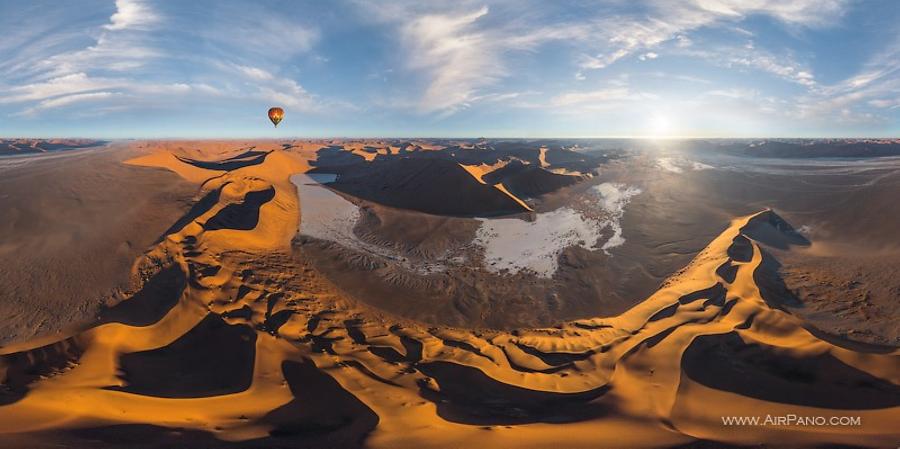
3 135 899 141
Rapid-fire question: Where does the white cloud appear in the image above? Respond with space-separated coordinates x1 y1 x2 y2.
869 98 900 109
0 72 226 106
37 34 161 77
675 43 819 88
236 65 274 81
40 91 117 108
191 83 223 96
18 92 119 116
105 0 160 31
550 87 655 108
705 88 759 99
728 51 817 87
353 0 849 116
2 0 883 133
0 73 120 103
257 79 315 110
400 6 501 113
357 2 586 114
551 88 630 106
675 35 693 48
650 72 711 84
792 39 900 122
574 0 847 73
132 83 193 95
4 1 163 80
469 91 532 103
0 1 345 118
231 63 353 113
578 49 630 70
193 4 319 59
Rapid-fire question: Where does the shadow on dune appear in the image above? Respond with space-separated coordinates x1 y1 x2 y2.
157 186 223 240
329 158 530 217
682 332 900 410
203 187 276 231
0 336 88 406
755 250 804 309
482 160 581 198
175 150 270 171
108 314 256 398
2 338 376 449
71 354 378 449
801 325 900 354
99 265 186 327
4 188 898 449
259 360 378 447
220 149 264 161
417 361 612 425
736 211 898 352
730 211 810 309
308 146 367 172
307 143 599 216
10 425 229 449
741 210 811 250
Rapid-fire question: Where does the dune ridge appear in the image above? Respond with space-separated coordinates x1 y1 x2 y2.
0 143 897 449
459 161 534 211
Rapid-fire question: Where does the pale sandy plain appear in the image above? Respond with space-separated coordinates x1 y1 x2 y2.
0 140 898 449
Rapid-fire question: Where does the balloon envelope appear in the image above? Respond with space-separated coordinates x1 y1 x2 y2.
268 107 284 127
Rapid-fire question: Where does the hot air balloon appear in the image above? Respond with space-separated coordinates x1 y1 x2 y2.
268 107 284 127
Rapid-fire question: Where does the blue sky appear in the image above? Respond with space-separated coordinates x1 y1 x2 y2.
0 0 898 138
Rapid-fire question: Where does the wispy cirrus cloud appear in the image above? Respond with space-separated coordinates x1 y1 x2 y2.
550 87 656 108
353 1 599 114
351 2 538 114
0 0 895 137
17 92 120 117
0 73 119 104
0 0 163 109
36 34 162 79
673 41 819 89
235 65 275 81
401 6 500 114
235 65 316 110
191 3 320 60
233 64 358 113
793 37 900 122
0 72 220 113
0 0 342 119
355 0 850 116
574 0 847 71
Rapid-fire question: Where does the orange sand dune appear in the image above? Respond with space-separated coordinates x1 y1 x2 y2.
459 161 534 212
1 143 898 449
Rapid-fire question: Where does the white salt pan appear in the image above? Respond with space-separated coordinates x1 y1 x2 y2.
475 182 641 278
291 173 445 274
656 157 713 173
292 173 641 279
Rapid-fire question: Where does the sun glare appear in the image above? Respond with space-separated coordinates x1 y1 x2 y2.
648 113 673 137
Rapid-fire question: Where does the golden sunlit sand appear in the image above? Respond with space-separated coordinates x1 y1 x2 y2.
1 141 897 448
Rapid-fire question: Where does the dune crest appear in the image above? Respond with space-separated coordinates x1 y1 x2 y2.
460 161 534 211
1 144 897 449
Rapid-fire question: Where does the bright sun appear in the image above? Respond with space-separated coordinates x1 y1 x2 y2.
648 113 673 137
